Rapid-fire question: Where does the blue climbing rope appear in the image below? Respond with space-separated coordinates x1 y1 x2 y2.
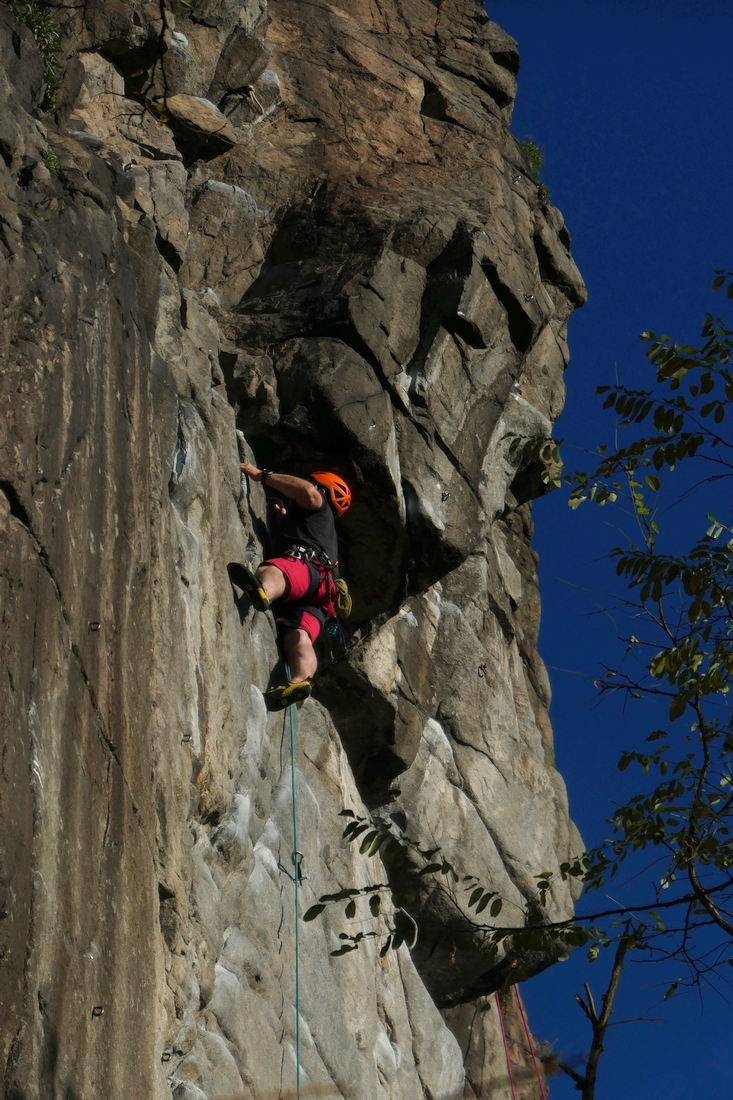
287 669 302 1100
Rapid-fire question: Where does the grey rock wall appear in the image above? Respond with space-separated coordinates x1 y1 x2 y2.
0 1 585 1097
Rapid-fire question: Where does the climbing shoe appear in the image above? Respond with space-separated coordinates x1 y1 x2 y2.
265 680 312 711
229 562 270 612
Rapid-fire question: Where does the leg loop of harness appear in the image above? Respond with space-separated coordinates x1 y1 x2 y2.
282 546 348 651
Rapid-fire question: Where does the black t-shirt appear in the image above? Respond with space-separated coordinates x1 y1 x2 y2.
273 486 339 566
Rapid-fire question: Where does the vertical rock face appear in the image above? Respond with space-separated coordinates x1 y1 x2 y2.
0 2 586 1098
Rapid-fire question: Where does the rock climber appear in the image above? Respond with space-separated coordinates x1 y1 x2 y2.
235 464 352 710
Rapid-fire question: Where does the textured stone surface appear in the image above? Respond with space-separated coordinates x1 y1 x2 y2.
0 1 584 1098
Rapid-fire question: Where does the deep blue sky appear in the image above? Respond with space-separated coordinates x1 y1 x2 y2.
486 1 733 1097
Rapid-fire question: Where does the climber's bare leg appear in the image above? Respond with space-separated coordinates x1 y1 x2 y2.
255 563 289 601
282 627 318 683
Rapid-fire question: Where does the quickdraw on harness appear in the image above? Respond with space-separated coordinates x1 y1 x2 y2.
283 544 351 644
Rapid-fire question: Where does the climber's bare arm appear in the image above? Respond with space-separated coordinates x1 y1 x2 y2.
240 463 322 510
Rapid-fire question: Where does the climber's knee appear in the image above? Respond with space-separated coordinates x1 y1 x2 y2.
283 627 312 657
256 563 289 600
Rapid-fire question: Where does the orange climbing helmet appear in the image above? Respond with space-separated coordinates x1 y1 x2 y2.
312 472 351 515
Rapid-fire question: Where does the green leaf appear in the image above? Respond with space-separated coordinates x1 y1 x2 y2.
417 862 444 877
669 695 687 721
645 474 661 491
303 904 326 921
490 898 503 917
368 831 390 856
359 831 379 854
663 980 680 1001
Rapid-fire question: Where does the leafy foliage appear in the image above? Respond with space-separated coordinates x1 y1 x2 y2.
303 810 456 956
519 139 550 201
308 810 596 968
560 276 733 993
42 143 62 176
508 433 563 490
519 139 543 176
9 2 62 110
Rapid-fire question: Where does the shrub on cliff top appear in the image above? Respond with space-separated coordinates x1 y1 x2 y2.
520 138 544 175
519 138 550 200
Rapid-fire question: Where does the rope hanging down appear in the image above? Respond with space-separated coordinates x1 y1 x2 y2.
495 987 548 1100
287 667 302 1100
515 985 548 1100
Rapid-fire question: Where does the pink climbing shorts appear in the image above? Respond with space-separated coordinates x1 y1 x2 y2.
280 608 324 644
264 557 323 601
263 556 334 643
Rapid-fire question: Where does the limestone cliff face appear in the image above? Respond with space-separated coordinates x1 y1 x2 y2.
0 1 586 1098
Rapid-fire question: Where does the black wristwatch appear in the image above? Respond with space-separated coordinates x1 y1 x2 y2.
261 468 274 486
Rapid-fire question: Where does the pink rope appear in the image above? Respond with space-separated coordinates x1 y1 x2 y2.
494 991 519 1100
515 985 548 1100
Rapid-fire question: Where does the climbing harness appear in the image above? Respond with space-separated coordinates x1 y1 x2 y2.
494 991 519 1100
515 985 548 1100
284 544 335 567
283 545 351 646
287 666 302 1100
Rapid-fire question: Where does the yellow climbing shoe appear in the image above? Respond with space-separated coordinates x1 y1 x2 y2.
230 562 270 612
265 680 312 711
